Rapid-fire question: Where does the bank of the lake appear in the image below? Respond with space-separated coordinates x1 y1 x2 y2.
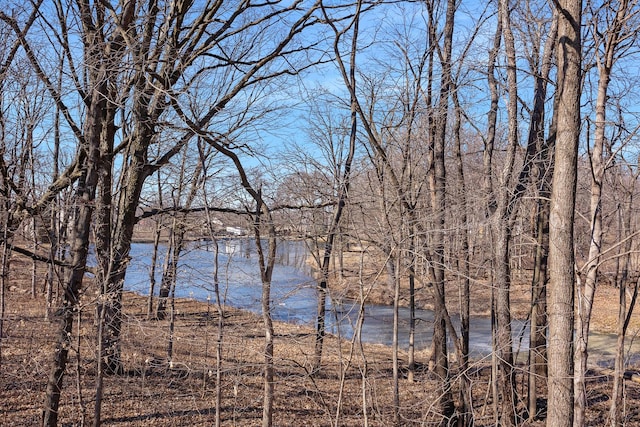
124 240 640 366
3 250 640 426
4 262 640 426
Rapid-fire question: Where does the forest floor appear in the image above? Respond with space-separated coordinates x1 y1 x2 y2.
3 255 640 426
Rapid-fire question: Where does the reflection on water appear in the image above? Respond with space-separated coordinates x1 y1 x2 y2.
126 239 316 324
125 239 639 365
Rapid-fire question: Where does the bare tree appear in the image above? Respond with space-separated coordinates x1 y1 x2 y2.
1 1 137 422
574 2 638 424
608 162 640 425
155 151 204 322
4 1 327 424
546 0 583 426
312 12 358 371
92 0 327 376
425 0 457 423
202 134 279 427
0 0 48 368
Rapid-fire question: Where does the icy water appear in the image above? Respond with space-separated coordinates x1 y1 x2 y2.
124 239 638 366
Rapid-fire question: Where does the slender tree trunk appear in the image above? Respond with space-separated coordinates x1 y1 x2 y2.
147 219 162 319
452 87 472 425
484 16 501 423
45 46 64 322
335 262 368 427
528 14 559 420
355 252 369 427
517 11 557 421
213 240 224 427
42 134 100 426
407 229 416 384
490 1 522 422
160 225 186 339
609 183 638 426
253 196 277 427
31 218 37 298
313 0 359 375
197 139 224 427
167 258 177 362
94 288 106 427
528 187 550 420
547 1 582 426
0 238 9 369
575 2 630 423
427 0 456 422
156 226 175 321
492 222 515 425
392 253 400 426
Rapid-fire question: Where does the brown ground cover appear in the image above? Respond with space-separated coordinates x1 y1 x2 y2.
2 255 640 426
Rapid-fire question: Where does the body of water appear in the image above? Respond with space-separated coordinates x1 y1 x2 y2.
124 239 637 366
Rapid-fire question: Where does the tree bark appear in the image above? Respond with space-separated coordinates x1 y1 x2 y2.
528 179 551 420
547 1 582 426
254 196 277 427
42 86 102 427
490 1 522 422
427 0 456 422
522 9 557 421
451 85 472 426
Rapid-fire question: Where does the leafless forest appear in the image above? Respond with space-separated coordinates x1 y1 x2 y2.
1 0 640 426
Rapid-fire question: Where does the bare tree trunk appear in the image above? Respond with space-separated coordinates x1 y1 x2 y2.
490 1 522 422
253 197 277 427
197 139 224 427
158 159 202 361
609 178 638 426
94 288 106 427
407 229 416 384
427 0 456 422
156 227 175 321
575 2 631 423
30 217 37 298
213 241 224 427
355 251 369 427
452 86 472 425
547 1 582 426
167 259 177 362
0 238 9 369
516 9 558 421
528 185 550 420
200 131 280 426
528 13 560 421
392 253 400 426
335 253 369 427
148 171 165 319
157 222 185 331
312 0 359 375
484 16 501 423
43 123 100 426
147 218 162 319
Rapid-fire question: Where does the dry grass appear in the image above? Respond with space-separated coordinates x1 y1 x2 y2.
2 256 640 426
